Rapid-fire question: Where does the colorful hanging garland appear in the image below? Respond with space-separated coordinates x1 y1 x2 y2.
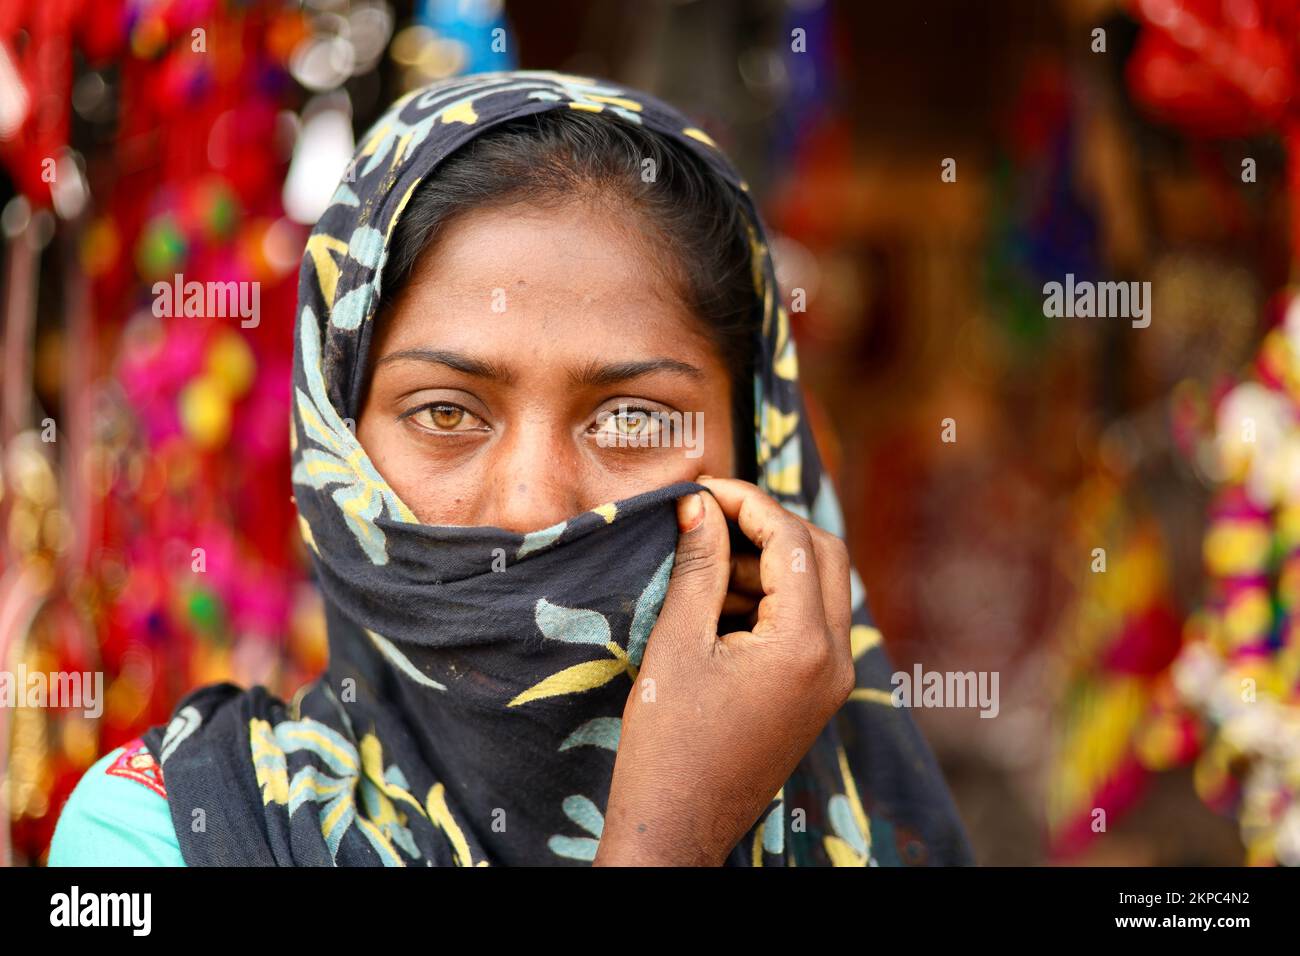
1127 0 1300 865
1 0 322 864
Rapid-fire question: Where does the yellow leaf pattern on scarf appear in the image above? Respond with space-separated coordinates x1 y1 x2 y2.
305 234 348 307
758 403 800 467
251 718 289 805
440 99 478 125
682 127 717 148
850 625 882 660
426 782 487 866
508 657 628 708
824 745 874 866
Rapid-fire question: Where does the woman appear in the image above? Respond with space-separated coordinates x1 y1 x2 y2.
50 71 973 866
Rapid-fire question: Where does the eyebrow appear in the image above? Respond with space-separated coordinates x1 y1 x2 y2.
374 348 516 384
568 357 705 388
374 348 704 387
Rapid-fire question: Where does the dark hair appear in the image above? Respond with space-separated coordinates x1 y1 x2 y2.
373 108 758 480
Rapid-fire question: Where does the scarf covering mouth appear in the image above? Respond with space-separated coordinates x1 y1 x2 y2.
141 70 974 866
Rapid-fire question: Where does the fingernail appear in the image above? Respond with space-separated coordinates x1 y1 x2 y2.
697 474 714 481
678 492 704 532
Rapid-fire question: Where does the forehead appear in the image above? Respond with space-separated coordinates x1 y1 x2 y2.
373 200 718 364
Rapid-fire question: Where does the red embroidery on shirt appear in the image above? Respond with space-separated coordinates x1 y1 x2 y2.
105 736 167 799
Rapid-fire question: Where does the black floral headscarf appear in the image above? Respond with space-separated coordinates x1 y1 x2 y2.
142 71 974 866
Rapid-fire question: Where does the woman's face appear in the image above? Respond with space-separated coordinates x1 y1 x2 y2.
357 199 738 531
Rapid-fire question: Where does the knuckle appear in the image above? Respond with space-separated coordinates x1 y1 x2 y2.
818 533 850 574
832 656 856 704
789 634 835 680
788 631 855 704
787 521 815 554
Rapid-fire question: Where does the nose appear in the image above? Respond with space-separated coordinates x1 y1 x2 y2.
480 424 586 533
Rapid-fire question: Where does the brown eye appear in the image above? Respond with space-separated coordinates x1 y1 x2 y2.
616 412 647 435
405 402 481 433
591 406 665 445
427 404 465 429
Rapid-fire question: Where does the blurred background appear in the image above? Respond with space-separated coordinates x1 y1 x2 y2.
2 0 1299 866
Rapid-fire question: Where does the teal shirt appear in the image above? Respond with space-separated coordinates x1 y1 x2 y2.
48 745 186 866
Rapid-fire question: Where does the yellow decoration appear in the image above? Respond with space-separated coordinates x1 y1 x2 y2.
440 100 478 125
179 377 232 449
1203 521 1271 577
850 625 882 660
1223 588 1271 647
759 403 800 465
298 514 318 554
586 94 642 111
508 657 627 708
305 233 348 306
849 688 894 706
360 123 392 157
824 746 872 866
251 718 289 805
206 330 256 398
426 783 487 866
764 460 802 495
1046 678 1146 832
392 130 415 167
388 180 422 242
682 127 718 148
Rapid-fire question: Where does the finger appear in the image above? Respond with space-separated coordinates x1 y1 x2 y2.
655 490 731 648
779 511 854 652
696 477 825 640
804 528 852 651
708 479 852 649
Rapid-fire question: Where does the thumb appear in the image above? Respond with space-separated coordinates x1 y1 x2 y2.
657 490 731 643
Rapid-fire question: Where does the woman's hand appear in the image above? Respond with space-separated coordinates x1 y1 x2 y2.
593 477 855 866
